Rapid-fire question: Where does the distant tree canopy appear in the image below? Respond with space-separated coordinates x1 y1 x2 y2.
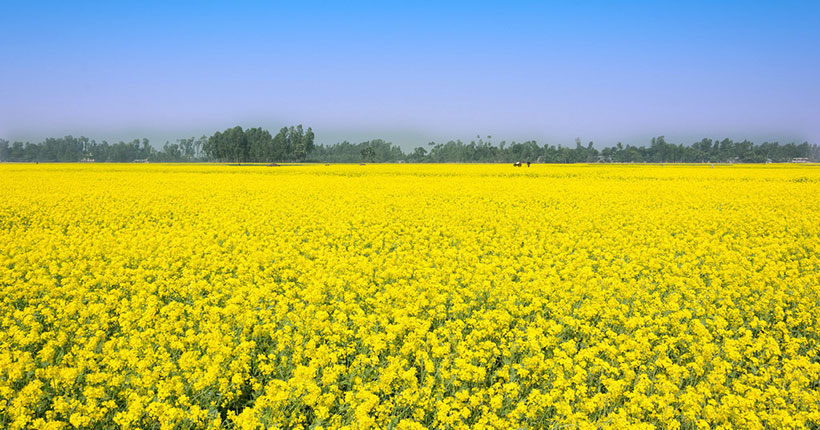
0 125 314 163
312 139 404 163
0 131 817 164
0 136 163 163
203 125 315 163
312 136 818 164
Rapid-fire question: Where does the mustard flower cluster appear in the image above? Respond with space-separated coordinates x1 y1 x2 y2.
1 163 819 429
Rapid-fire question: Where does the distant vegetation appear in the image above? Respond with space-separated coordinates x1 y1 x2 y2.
204 125 315 163
1 128 817 163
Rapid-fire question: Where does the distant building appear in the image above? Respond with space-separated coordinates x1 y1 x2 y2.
133 159 149 163
80 157 95 163
792 157 809 163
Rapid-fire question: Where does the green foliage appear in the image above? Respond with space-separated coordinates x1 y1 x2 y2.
316 136 819 164
360 146 376 162
1 133 818 164
203 125 314 163
312 139 405 163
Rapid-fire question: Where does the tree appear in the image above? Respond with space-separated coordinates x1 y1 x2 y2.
301 127 315 160
360 146 376 162
178 137 196 160
194 135 207 159
204 131 224 161
224 126 248 164
289 125 306 161
272 128 288 161
246 127 274 162
409 147 427 162
0 139 8 162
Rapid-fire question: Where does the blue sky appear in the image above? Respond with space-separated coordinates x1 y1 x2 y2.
1 1 818 149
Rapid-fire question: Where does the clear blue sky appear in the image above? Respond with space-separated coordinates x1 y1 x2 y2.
1 1 818 149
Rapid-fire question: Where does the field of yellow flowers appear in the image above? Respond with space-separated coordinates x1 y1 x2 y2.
1 163 819 429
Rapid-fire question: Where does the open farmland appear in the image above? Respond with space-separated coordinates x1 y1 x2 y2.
1 163 819 429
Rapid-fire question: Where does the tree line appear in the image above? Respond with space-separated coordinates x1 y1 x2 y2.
1 129 817 163
313 136 818 163
0 136 205 163
0 125 315 164
204 125 315 163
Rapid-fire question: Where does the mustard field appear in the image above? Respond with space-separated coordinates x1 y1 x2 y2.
1 163 819 430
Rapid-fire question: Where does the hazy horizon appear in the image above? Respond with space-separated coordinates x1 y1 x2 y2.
2 1 818 150
0 126 812 153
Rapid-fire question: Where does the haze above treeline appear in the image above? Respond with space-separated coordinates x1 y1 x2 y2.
1 125 818 164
